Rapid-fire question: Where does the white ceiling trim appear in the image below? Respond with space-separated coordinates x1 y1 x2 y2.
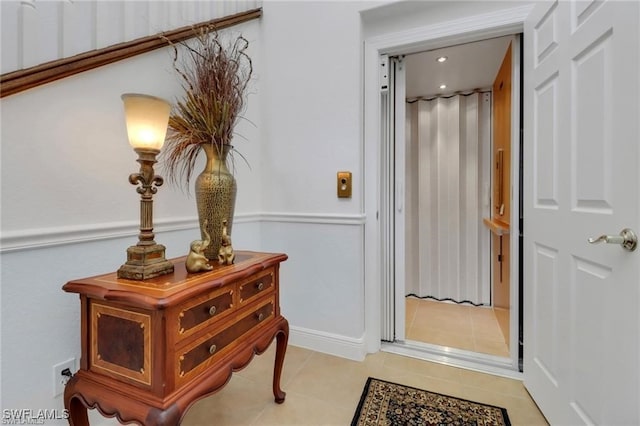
367 4 534 56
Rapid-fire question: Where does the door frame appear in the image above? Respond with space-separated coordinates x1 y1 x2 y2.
363 4 533 374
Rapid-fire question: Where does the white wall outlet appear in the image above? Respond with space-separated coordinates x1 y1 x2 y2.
52 358 76 397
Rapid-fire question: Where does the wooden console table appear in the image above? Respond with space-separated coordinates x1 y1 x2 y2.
63 251 288 425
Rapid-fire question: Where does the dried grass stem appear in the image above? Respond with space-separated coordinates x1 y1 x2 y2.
162 26 253 189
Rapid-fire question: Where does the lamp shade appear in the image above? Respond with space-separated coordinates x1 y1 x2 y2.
121 93 171 150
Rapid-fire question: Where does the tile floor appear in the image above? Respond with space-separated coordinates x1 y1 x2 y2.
405 297 510 357
182 343 548 425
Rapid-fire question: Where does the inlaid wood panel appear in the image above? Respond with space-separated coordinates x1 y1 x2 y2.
90 303 151 387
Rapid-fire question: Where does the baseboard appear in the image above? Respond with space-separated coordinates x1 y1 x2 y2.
289 325 367 361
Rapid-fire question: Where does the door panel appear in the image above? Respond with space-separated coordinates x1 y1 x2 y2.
572 24 612 213
524 0 639 424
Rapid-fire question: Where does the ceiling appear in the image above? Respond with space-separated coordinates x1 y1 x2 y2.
405 36 513 100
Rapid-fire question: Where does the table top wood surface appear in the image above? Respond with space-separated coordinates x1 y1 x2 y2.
62 251 288 308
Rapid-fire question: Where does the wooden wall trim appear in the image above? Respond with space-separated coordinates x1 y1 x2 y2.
0 8 262 99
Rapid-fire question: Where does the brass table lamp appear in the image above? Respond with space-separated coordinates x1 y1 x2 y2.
117 93 174 280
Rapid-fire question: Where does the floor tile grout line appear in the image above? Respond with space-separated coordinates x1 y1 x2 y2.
281 348 317 388
405 297 509 357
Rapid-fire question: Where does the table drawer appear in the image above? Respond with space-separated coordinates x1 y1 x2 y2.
176 287 234 339
238 269 274 305
176 298 275 383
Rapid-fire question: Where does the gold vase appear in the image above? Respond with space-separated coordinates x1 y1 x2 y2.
195 144 237 260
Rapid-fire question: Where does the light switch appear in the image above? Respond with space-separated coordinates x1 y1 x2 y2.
337 172 352 198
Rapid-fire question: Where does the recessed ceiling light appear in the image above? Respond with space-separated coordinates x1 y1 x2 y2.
437 56 448 63
439 84 447 89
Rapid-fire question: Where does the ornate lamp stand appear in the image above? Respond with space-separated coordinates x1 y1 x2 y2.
117 147 174 280
117 93 174 280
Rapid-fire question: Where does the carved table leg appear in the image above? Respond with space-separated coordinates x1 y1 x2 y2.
273 319 289 403
64 376 89 426
67 398 89 426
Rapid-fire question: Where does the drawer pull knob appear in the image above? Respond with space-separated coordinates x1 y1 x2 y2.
209 306 217 316
209 344 217 354
257 313 265 322
257 282 264 291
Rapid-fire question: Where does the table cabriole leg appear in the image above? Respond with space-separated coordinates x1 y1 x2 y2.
64 375 89 426
273 318 289 403
66 398 89 426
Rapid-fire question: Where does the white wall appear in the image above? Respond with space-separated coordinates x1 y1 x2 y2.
0 15 262 421
259 1 364 214
257 1 368 358
0 0 261 74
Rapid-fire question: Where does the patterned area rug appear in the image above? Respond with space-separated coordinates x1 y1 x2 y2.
351 377 511 426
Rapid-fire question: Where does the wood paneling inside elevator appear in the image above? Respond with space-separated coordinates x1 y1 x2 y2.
489 43 512 345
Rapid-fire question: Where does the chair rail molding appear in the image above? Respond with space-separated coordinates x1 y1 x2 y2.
0 212 365 253
259 212 366 226
0 217 199 253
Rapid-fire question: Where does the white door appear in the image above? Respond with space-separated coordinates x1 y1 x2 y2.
524 1 640 424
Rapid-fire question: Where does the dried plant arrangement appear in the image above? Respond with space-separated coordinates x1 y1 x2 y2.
162 26 253 190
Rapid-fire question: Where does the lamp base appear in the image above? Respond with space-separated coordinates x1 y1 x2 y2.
117 244 174 280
